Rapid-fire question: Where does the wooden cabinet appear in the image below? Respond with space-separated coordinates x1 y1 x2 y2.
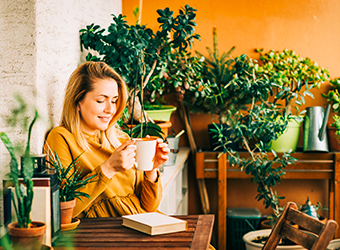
158 147 190 215
196 150 340 250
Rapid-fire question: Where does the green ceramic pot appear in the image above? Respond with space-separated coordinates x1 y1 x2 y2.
270 117 303 152
145 105 177 122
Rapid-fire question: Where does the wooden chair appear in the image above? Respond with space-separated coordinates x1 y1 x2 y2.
262 202 338 250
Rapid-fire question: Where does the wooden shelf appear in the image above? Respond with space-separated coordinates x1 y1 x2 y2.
196 150 340 250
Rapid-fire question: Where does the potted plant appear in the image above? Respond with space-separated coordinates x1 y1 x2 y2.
322 77 340 151
180 28 289 152
243 229 307 250
244 199 329 250
79 5 200 137
207 52 306 248
253 49 330 152
0 110 47 250
184 27 240 150
45 149 98 227
328 114 340 150
210 54 329 248
260 197 327 229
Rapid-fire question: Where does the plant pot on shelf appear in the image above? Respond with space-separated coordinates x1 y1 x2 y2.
60 199 76 225
327 123 340 151
156 120 172 138
8 221 47 250
270 118 302 152
145 105 177 122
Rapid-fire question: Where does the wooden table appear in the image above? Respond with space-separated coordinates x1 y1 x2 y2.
196 150 340 250
53 214 214 250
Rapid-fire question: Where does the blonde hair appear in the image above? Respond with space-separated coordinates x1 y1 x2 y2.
61 61 129 150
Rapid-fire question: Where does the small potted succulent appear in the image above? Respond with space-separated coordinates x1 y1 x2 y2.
1 108 47 250
46 149 98 227
253 49 330 152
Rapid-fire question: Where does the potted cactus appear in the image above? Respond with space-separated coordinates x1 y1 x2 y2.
0 110 47 250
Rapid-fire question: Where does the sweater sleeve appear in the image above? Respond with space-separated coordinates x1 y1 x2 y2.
72 166 112 217
136 170 163 212
45 127 112 217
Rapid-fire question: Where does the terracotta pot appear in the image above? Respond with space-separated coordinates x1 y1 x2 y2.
155 120 172 138
327 124 340 151
260 219 272 229
60 199 76 225
8 221 46 250
319 216 327 224
260 219 298 230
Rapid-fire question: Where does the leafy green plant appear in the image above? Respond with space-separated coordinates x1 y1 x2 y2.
151 49 204 104
298 197 327 220
122 122 164 139
322 77 340 115
80 5 200 107
0 111 38 228
331 114 340 136
184 27 238 124
254 49 330 114
46 150 98 202
80 5 200 137
210 56 297 218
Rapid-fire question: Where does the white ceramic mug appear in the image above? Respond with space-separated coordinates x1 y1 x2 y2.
131 138 157 171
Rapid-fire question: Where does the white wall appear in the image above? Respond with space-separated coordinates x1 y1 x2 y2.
0 0 122 222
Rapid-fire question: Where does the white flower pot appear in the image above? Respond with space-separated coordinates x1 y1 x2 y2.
327 239 340 250
243 229 307 250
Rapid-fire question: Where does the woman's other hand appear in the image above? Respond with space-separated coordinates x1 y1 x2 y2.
153 138 170 169
144 138 169 182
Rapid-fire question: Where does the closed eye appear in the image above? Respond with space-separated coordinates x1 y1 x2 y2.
112 97 118 103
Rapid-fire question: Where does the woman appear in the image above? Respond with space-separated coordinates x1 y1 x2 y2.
45 61 169 218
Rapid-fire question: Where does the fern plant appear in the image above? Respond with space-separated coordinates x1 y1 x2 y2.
192 26 238 124
0 110 38 228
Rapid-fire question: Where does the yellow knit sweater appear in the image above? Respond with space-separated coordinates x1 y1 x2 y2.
45 126 163 218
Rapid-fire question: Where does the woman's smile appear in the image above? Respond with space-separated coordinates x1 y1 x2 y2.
98 115 112 121
78 78 119 135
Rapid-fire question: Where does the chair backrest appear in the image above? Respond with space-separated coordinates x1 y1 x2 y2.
262 202 338 250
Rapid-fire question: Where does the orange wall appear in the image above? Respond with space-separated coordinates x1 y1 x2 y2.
122 0 339 218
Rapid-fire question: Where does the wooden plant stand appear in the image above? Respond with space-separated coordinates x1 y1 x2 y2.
196 150 340 250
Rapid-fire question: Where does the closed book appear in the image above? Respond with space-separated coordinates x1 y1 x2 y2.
122 212 188 235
